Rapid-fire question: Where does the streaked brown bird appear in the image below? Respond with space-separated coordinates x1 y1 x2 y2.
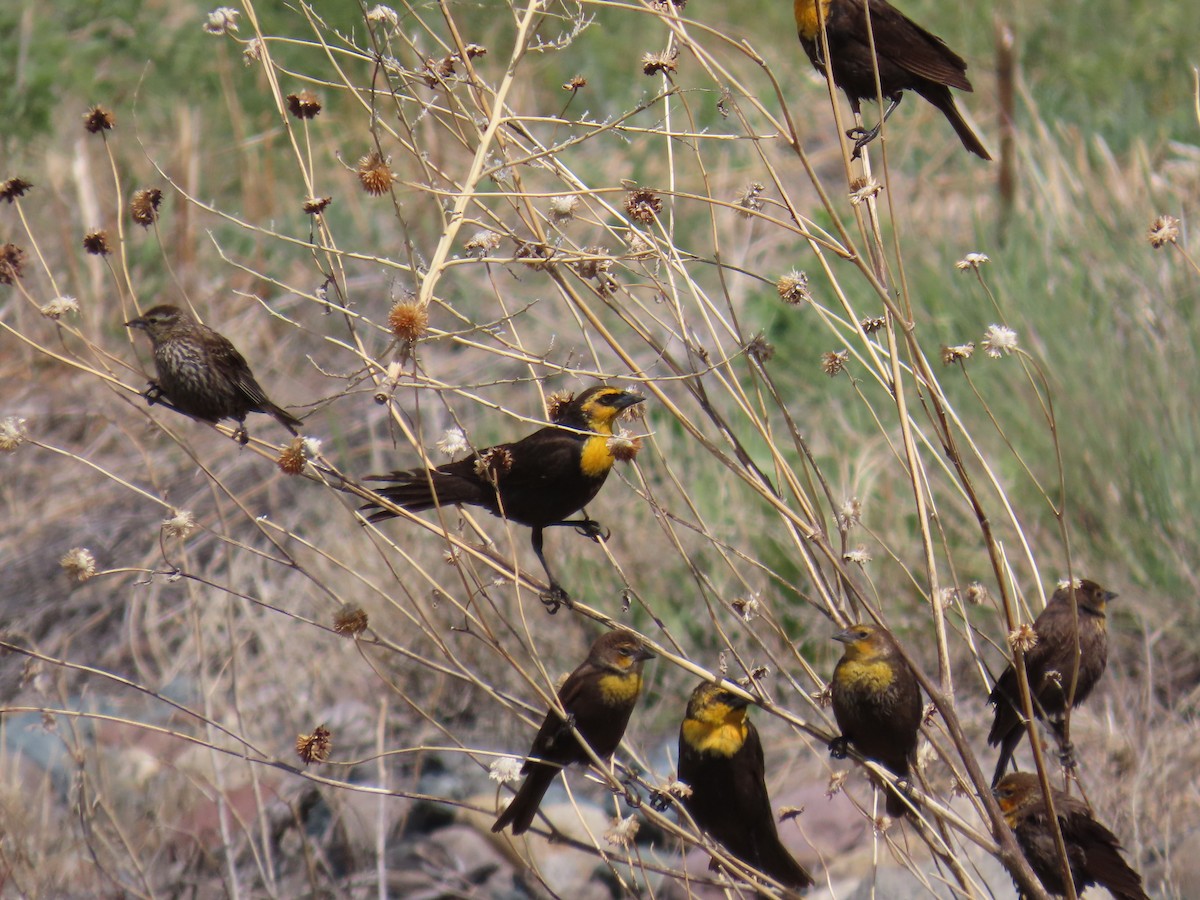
830 623 922 818
361 385 644 608
491 629 654 835
676 681 814 893
994 772 1149 900
988 580 1115 787
126 304 302 444
794 0 990 159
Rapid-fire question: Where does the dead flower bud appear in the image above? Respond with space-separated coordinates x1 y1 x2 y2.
849 176 882 205
563 74 587 91
60 547 97 582
1056 577 1083 590
366 5 399 27
203 7 240 34
356 151 395 196
296 725 332 764
130 188 163 227
464 229 502 257
474 446 513 480
333 605 369 636
1007 623 1038 654
826 770 848 797
666 778 692 798
462 43 487 59
625 188 663 224
815 683 833 708
0 416 28 452
489 756 523 783
736 182 765 217
161 509 197 539
0 243 26 284
388 300 428 343
604 815 640 847
286 90 322 119
303 196 331 215
731 593 761 622
840 497 862 527
277 437 308 475
778 805 804 823
436 427 468 457
83 230 111 255
641 49 679 76
0 178 33 203
514 240 556 271
574 247 613 281
243 38 264 65
776 269 812 305
546 391 574 421
860 315 886 333
981 324 1018 358
549 193 580 223
941 342 975 365
820 349 848 377
954 252 990 271
1147 214 1180 248
747 333 775 363
83 106 116 133
843 546 872 564
41 296 80 320
965 582 989 605
627 233 654 257
607 430 642 462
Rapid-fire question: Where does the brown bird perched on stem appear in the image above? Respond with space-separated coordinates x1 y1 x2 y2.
361 385 644 610
675 681 814 893
988 580 1115 787
491 629 654 836
829 623 922 818
794 0 990 159
994 772 1150 900
125 304 302 444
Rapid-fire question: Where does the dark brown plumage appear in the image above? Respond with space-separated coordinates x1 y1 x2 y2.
794 0 990 159
676 681 814 894
988 580 1114 786
125 304 302 444
361 385 644 607
830 623 922 818
994 772 1149 900
491 629 654 835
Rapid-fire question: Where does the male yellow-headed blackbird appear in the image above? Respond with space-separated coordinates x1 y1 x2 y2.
794 0 990 159
126 304 302 444
362 385 644 607
492 628 654 835
676 681 814 893
994 772 1149 900
829 623 922 818
988 580 1115 787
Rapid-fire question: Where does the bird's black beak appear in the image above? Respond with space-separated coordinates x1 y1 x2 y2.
1104 591 1118 602
833 628 856 644
614 391 645 411
633 645 656 662
125 317 147 330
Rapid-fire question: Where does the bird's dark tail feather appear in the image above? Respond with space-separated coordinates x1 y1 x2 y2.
758 838 816 890
362 470 479 521
491 763 559 835
920 85 991 160
266 403 303 434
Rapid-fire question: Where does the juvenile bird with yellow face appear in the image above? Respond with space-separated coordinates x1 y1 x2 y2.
794 0 990 159
994 772 1149 900
829 623 922 818
988 580 1115 786
492 629 654 835
676 681 814 893
362 385 644 607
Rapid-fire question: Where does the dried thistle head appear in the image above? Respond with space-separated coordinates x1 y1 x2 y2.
333 605 369 636
776 270 812 305
840 497 862 527
849 176 882 205
356 151 395 196
842 546 871 564
41 296 80 320
130 188 163 227
488 756 523 783
641 49 678 76
574 246 612 281
161 509 196 539
388 300 428 343
83 230 111 255
366 5 399 27
820 349 848 377
0 243 26 285
464 229 502 257
546 391 574 421
1147 214 1180 249
606 431 642 462
0 178 32 204
549 194 580 223
860 315 886 333
203 7 240 34
277 437 308 475
736 182 765 217
303 196 331 215
980 325 1018 358
625 188 663 224
563 74 587 91
941 342 975 365
1007 623 1038 654
436 427 468 457
0 416 28 452
83 106 116 133
462 43 487 59
286 90 322 119
604 815 640 848
474 446 513 480
747 333 775 363
296 725 332 764
60 547 97 582
955 252 990 271
514 240 556 271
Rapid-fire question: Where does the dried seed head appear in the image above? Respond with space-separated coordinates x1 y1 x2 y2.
366 5 399 27
546 391 574 421
203 7 240 34
83 106 116 133
333 605 369 636
628 233 654 257
625 188 663 224
860 315 886 333
776 269 812 305
356 151 395 196
41 296 80 320
462 43 487 59
60 547 97 582
941 342 975 365
302 196 331 215
641 49 679 76
83 230 111 255
815 683 833 708
387 300 428 343
747 333 775 363
1007 623 1038 654
1147 214 1180 248
563 74 587 91
286 90 322 119
0 416 28 452
826 770 848 796
489 756 523 783
296 725 332 764
731 593 761 622
243 38 264 64
130 188 163 227
779 805 804 823
840 497 862 527
277 437 308 475
736 182 765 217
436 427 468 457
474 446 513 480
604 815 640 848
161 509 196 539
981 324 1018 358
464 229 502 257
0 178 33 203
843 546 871 564
0 243 26 284
514 240 556 271
549 193 580 223
964 582 989 605
820 349 848 377
606 430 642 462
849 176 882 205
955 252 990 271
574 246 612 281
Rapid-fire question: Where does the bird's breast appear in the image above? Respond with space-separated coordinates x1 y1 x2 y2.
598 671 642 706
681 718 748 758
794 0 830 41
837 659 897 694
579 434 617 479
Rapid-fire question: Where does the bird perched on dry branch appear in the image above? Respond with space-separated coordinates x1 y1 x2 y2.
994 772 1149 900
361 385 644 610
125 304 302 444
988 580 1115 786
675 680 815 893
491 629 654 835
829 622 922 818
794 0 991 159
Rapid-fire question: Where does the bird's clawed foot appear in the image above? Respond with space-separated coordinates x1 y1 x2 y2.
846 124 881 160
573 518 610 543
828 736 850 760
1058 740 1078 773
232 424 250 446
143 383 164 406
540 583 573 614
648 788 673 813
619 774 643 809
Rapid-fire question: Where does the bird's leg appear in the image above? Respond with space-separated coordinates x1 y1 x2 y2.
231 418 250 446
143 382 165 406
1050 719 1077 773
548 517 610 543
828 736 851 759
532 527 572 613
619 773 643 809
848 97 902 159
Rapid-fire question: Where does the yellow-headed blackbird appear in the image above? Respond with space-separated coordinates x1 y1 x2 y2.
830 623 922 818
988 580 1115 787
126 304 302 444
362 385 644 607
994 772 1149 900
676 681 815 893
492 629 654 835
794 0 990 159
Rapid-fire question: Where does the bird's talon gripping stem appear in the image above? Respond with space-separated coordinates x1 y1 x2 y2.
540 584 573 614
829 736 850 760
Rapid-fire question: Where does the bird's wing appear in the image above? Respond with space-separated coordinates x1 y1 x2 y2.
867 0 972 90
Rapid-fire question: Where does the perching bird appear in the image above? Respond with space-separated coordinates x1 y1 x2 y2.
491 629 654 835
994 772 1149 900
794 0 991 159
988 580 1114 786
361 385 644 608
676 681 814 893
125 304 302 444
829 622 923 817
